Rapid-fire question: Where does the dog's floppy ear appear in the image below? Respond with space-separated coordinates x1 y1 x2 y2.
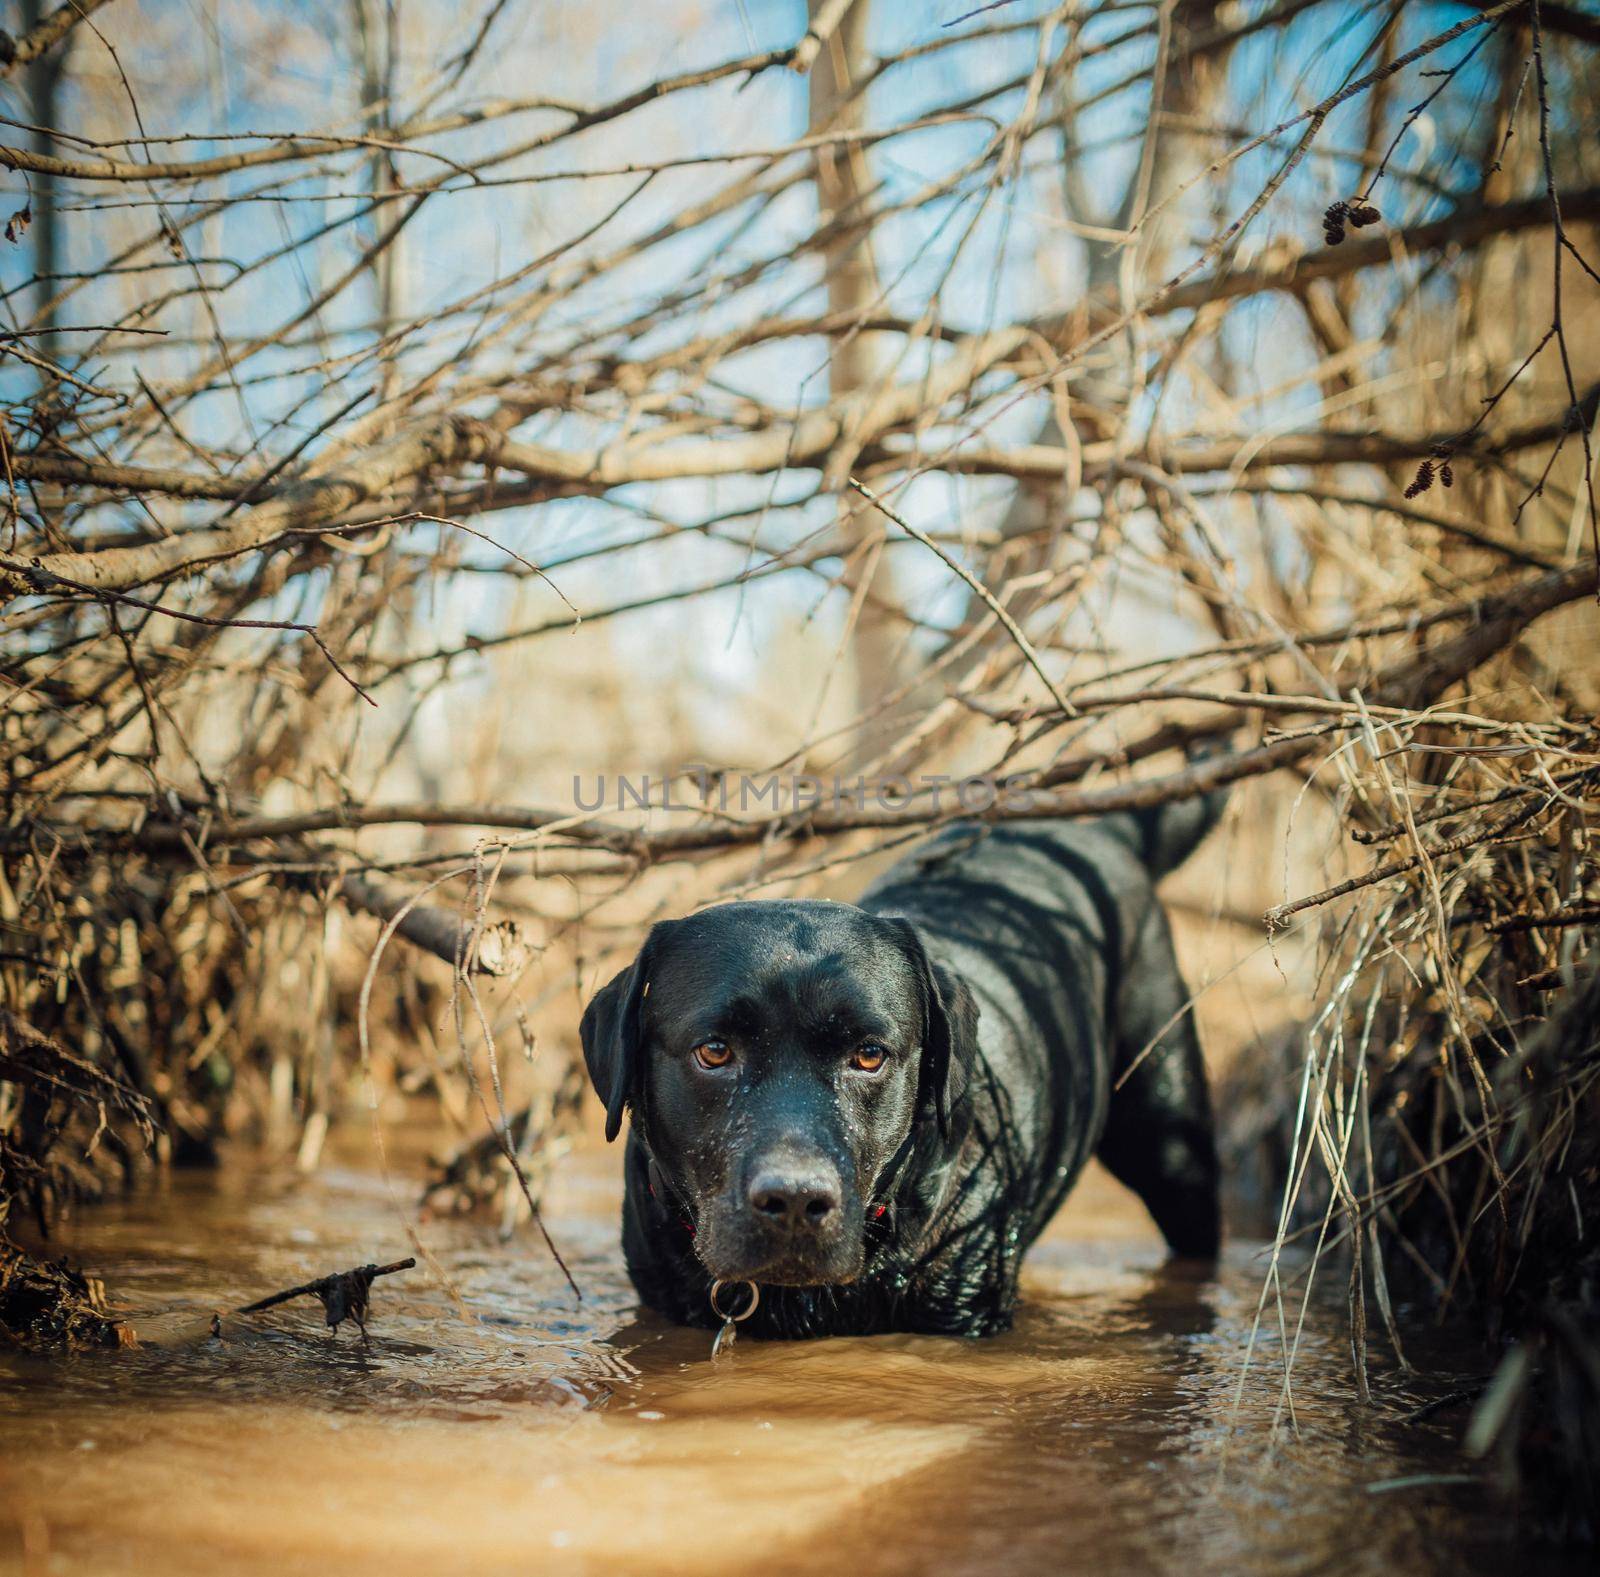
887 918 980 1140
579 925 667 1142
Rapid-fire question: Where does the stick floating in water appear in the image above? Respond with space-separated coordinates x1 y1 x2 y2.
235 1257 417 1343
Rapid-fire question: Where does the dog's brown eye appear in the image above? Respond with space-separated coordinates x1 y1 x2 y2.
850 1044 888 1073
692 1039 733 1070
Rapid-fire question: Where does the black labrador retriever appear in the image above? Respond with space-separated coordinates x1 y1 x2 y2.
580 798 1224 1338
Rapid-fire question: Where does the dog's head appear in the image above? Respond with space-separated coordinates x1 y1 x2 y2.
580 900 979 1286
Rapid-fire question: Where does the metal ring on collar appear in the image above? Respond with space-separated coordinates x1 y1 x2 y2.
708 1278 761 1323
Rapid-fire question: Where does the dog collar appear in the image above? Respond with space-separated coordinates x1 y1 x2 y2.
644 1157 697 1237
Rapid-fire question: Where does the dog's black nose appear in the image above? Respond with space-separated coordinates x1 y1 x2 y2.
746 1166 841 1227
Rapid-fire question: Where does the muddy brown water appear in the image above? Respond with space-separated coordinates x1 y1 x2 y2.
0 1147 1581 1577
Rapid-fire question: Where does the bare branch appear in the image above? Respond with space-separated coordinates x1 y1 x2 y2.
0 0 115 81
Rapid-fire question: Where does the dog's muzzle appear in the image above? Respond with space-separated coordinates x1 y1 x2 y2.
699 1145 861 1285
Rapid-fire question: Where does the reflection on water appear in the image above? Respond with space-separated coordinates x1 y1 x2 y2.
0 1151 1578 1577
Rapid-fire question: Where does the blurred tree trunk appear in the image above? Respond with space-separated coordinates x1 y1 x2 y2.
808 0 905 733
809 0 876 395
962 1 1238 657
20 0 68 364
355 0 403 410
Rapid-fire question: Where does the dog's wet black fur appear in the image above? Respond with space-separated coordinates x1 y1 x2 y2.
580 800 1224 1339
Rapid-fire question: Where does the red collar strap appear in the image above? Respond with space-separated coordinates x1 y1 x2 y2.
646 1175 696 1236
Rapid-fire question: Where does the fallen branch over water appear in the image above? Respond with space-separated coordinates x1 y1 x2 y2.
336 874 530 977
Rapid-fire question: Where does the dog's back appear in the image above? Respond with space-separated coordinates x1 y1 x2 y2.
860 803 1223 1258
